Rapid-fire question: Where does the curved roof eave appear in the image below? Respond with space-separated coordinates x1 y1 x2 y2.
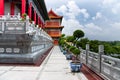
33 0 49 21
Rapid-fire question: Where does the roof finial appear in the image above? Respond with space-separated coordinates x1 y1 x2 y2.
50 8 52 11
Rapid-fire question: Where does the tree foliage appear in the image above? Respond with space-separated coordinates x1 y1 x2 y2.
73 30 84 41
76 38 89 49
72 48 81 57
66 36 75 42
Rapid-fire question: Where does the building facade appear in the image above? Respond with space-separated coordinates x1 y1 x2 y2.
0 0 49 27
0 0 53 64
45 9 64 45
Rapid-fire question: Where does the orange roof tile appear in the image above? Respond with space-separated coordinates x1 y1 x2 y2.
48 9 63 19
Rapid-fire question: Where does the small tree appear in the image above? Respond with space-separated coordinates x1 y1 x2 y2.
72 48 81 62
69 46 76 52
61 34 65 37
73 30 84 46
66 36 75 42
73 30 84 41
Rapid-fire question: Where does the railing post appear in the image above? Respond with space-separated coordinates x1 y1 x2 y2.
86 44 89 64
98 45 104 73
26 16 29 32
2 21 4 33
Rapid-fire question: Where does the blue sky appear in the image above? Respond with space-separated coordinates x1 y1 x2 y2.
45 0 120 41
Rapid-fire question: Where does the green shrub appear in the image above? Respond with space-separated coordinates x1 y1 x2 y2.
72 48 81 56
69 46 76 52
66 44 71 49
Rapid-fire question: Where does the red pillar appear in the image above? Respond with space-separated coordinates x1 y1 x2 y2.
39 17 42 28
34 10 36 24
10 2 15 15
28 2 32 18
42 22 45 29
38 17 40 26
0 0 4 15
21 0 26 15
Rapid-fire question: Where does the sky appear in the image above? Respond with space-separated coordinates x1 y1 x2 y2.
45 0 120 41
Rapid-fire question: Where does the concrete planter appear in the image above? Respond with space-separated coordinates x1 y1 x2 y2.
65 54 72 60
70 62 82 72
63 50 67 55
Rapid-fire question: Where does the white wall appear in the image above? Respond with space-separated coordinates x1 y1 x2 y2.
5 2 20 15
14 4 20 15
5 2 10 15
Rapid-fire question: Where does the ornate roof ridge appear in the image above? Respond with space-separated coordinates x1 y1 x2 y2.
48 9 63 18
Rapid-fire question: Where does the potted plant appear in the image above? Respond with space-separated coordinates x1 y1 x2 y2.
65 46 75 60
21 13 27 21
64 44 73 60
70 47 82 72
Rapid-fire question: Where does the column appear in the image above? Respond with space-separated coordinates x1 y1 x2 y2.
38 17 40 26
21 0 26 15
39 17 43 28
98 45 104 73
28 2 32 18
10 2 15 15
0 0 4 15
42 23 45 29
34 10 36 24
86 44 89 64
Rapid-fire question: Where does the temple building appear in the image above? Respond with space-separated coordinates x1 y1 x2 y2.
0 0 49 27
45 9 64 45
0 0 53 64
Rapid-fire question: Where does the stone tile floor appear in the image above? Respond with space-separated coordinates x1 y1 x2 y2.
0 46 88 80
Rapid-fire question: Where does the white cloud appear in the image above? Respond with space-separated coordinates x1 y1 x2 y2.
102 0 116 5
92 12 102 20
102 0 120 14
111 22 120 31
56 0 89 19
80 9 90 19
112 3 120 14
56 5 67 15
56 1 80 19
83 23 102 36
67 1 80 14
62 18 84 36
101 22 120 40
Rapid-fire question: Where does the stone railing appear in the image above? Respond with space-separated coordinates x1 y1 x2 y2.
0 14 53 54
0 14 52 41
0 13 21 20
80 44 120 80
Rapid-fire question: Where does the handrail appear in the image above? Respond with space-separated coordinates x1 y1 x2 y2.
80 44 120 80
0 14 53 41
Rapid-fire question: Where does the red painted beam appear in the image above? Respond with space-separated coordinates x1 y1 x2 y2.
0 0 4 15
21 0 26 15
10 2 15 15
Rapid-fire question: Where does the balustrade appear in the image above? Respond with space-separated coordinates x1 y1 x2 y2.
80 44 120 80
0 14 52 41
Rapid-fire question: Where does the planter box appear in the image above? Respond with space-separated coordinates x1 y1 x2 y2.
70 62 82 72
65 54 72 60
63 50 67 55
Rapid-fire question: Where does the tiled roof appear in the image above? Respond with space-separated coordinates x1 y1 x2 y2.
48 9 63 19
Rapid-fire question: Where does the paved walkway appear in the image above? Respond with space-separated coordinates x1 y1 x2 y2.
0 46 88 80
